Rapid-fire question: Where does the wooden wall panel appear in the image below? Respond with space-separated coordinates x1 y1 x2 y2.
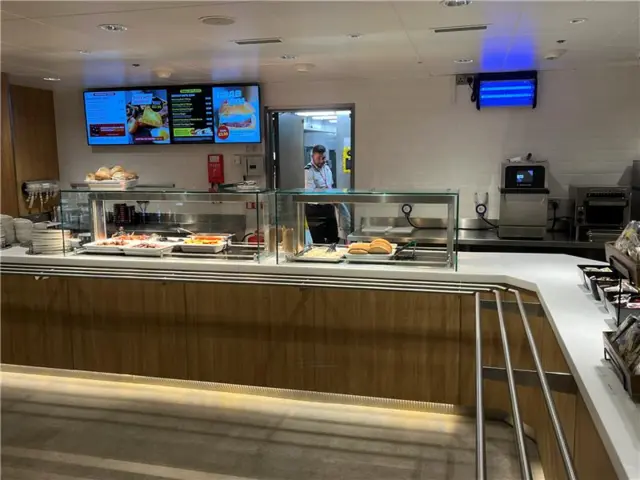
0 73 18 216
574 394 618 480
10 84 59 216
184 283 316 390
67 277 188 379
1 274 72 368
184 284 461 403
312 289 461 404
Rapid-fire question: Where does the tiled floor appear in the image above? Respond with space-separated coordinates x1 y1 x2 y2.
1 372 544 480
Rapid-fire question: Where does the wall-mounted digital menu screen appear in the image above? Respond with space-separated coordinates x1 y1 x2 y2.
84 83 261 145
213 85 261 144
168 86 214 143
84 89 170 145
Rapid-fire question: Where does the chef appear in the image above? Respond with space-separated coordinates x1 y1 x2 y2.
304 145 350 244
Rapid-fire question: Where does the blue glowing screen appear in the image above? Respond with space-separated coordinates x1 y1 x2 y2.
479 79 536 108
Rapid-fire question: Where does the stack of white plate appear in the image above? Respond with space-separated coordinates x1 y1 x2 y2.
31 229 71 254
0 214 15 245
0 228 5 248
14 218 33 244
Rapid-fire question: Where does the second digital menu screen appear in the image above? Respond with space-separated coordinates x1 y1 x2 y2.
168 87 214 143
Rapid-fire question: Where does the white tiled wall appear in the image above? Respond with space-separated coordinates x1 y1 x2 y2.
54 67 640 217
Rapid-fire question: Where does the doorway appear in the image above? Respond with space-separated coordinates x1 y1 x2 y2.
265 105 355 190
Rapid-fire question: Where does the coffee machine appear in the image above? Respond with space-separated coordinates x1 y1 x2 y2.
498 160 549 239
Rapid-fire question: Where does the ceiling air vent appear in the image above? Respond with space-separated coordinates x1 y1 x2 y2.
234 37 283 45
433 24 488 33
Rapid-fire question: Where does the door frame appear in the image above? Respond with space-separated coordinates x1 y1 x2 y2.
264 103 356 190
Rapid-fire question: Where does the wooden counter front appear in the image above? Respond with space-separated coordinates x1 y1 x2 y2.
0 274 617 479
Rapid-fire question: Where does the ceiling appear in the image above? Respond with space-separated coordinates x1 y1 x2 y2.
1 0 639 89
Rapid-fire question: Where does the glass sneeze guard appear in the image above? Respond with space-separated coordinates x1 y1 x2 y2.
60 187 275 262
275 189 459 270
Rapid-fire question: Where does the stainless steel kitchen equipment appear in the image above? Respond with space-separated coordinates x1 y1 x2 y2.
498 161 549 239
569 185 630 241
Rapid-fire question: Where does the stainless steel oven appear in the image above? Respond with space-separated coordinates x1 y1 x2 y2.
569 185 630 240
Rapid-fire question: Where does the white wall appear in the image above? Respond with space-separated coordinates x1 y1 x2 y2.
55 67 640 217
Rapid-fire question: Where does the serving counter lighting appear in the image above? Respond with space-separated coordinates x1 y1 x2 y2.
275 189 459 270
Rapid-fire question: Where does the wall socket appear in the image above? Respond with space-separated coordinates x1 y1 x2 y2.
455 74 474 86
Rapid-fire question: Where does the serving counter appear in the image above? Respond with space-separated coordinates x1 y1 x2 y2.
1 247 638 480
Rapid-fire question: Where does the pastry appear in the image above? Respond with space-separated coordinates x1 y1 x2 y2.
123 171 138 180
140 107 163 127
94 167 112 180
110 165 124 175
85 173 96 181
348 243 370 254
111 171 127 180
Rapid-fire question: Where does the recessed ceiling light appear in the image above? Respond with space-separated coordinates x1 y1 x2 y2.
98 24 127 32
347 33 362 39
454 59 474 64
295 63 315 73
43 77 61 81
281 54 297 60
199 15 235 26
440 0 472 7
569 18 587 24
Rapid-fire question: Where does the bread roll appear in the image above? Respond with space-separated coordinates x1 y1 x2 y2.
110 165 124 175
85 173 96 181
123 171 138 180
371 238 392 248
111 171 127 180
94 167 111 180
348 243 370 254
369 243 392 254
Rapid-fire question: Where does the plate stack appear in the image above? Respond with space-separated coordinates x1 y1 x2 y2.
31 229 71 254
0 214 15 246
0 228 5 248
14 218 33 244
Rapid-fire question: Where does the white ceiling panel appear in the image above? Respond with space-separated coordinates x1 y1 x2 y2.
0 1 211 20
1 1 638 88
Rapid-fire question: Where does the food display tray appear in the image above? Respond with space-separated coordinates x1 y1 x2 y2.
83 240 131 254
291 248 346 263
603 331 640 402
345 244 398 263
86 178 139 191
121 242 175 257
180 242 227 254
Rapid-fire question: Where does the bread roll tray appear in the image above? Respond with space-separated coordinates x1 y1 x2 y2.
344 244 398 263
86 178 139 191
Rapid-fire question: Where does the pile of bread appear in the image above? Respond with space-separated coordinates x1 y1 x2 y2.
347 238 392 255
85 166 138 182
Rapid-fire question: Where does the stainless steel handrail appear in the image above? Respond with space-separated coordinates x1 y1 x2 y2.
495 290 533 480
475 292 487 480
510 289 578 480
